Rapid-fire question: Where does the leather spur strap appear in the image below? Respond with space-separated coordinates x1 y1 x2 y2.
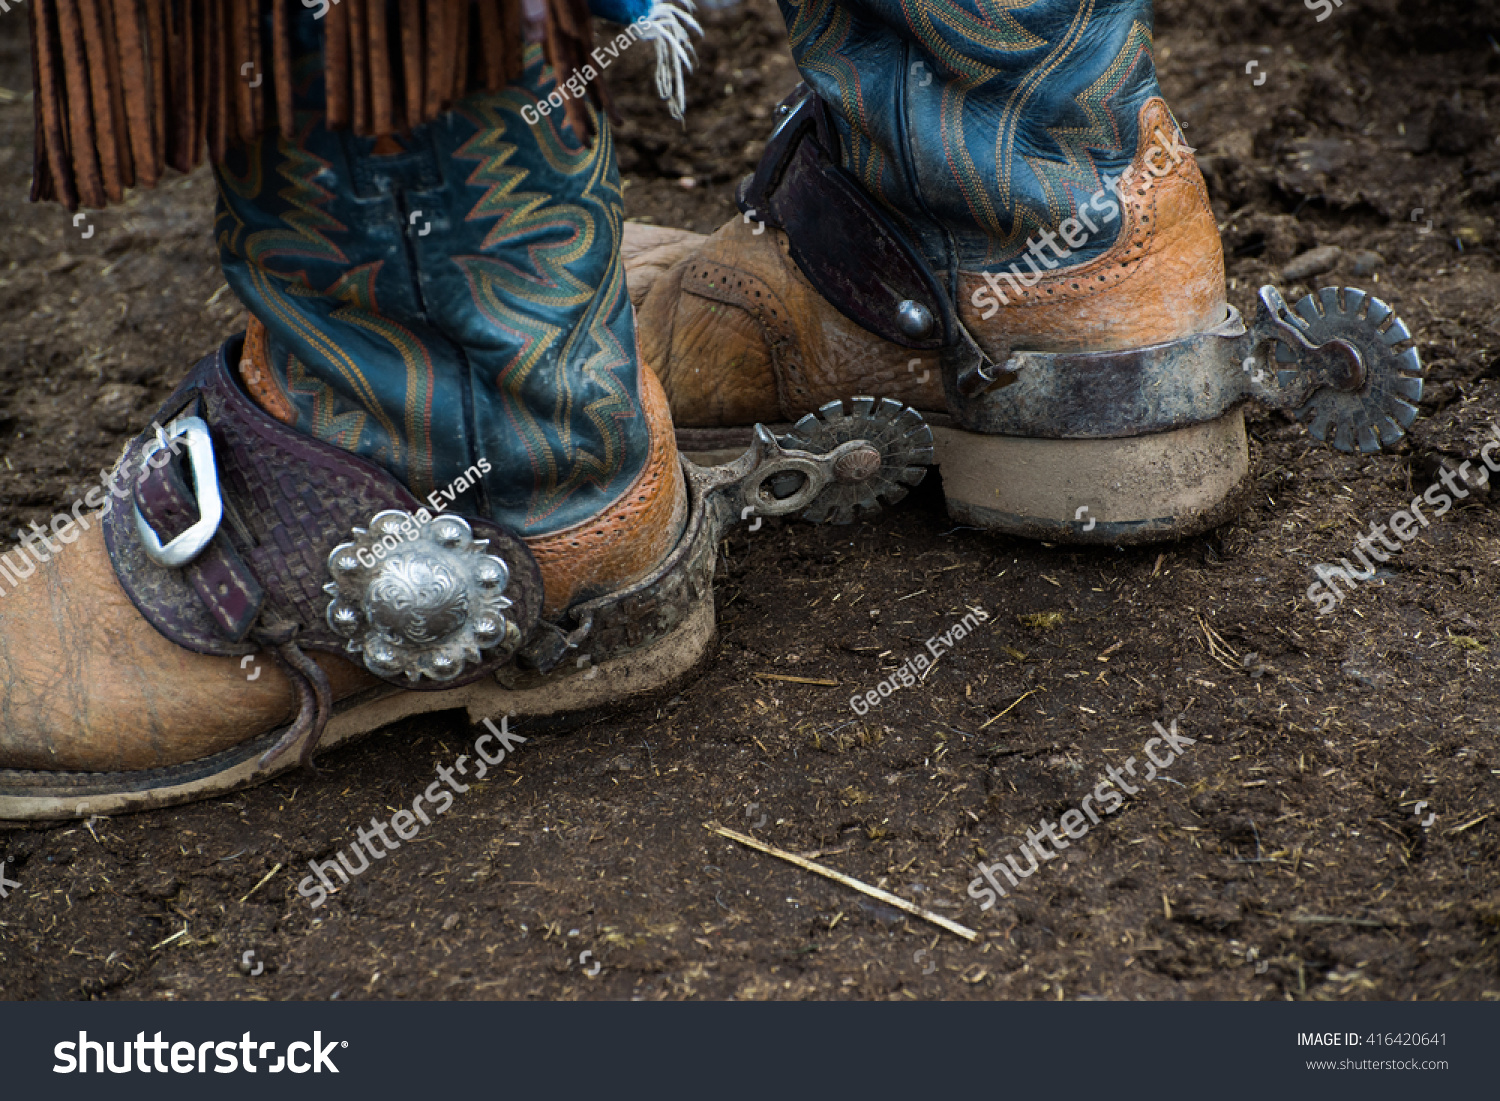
101 337 543 693
736 84 954 352
736 85 1001 397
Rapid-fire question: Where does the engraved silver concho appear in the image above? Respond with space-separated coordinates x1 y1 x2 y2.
323 510 523 683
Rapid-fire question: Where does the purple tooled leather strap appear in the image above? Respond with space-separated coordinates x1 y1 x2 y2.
129 419 266 641
102 336 544 690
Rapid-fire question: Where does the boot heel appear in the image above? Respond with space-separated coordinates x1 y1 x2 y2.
933 410 1252 545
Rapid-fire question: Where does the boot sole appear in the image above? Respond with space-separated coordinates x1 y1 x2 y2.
678 408 1251 544
0 593 716 822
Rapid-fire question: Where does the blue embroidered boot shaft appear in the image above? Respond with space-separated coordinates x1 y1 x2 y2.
779 0 1168 277
216 43 650 540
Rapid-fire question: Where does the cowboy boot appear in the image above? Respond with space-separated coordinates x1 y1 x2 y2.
633 0 1246 542
0 46 725 821
640 0 1426 539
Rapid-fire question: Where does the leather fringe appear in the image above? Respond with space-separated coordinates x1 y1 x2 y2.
30 0 580 211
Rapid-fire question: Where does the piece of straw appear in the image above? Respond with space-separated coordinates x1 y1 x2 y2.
706 823 977 942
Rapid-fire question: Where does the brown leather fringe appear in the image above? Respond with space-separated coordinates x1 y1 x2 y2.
29 0 600 211
365 0 394 135
29 0 74 206
163 0 195 173
346 0 371 135
205 0 229 164
322 0 350 129
270 0 294 136
421 0 455 121
54 0 106 207
398 0 423 132
144 0 166 168
112 0 160 189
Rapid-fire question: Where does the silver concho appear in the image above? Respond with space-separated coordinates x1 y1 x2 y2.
323 510 523 683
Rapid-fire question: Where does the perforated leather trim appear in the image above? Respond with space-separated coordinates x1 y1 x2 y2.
524 364 688 618
239 317 299 426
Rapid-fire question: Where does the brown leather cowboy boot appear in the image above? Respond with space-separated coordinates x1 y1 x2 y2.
632 0 1243 542
629 0 1424 544
0 333 721 820
0 18 723 819
3 18 916 820
632 97 1244 542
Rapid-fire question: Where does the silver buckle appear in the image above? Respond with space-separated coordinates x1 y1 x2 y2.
132 415 224 568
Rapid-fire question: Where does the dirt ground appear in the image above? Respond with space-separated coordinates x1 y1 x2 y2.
2 0 1500 1002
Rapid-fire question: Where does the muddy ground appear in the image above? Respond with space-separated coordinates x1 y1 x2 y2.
2 0 1499 1002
